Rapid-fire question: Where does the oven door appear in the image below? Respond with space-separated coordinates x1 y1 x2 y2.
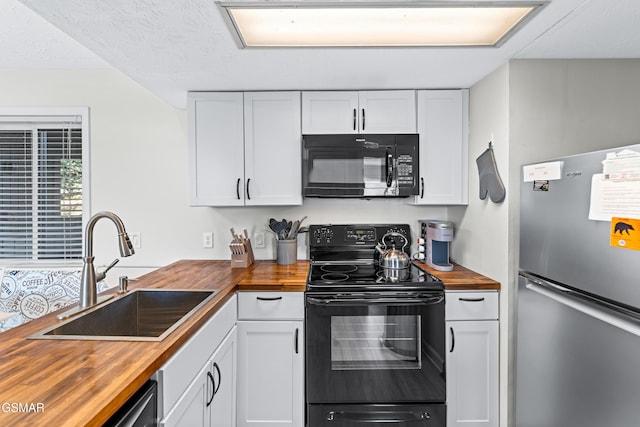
302 134 404 197
305 292 446 405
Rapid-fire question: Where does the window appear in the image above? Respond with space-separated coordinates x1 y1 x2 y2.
0 108 89 261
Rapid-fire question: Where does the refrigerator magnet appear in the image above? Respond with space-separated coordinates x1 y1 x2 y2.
533 180 549 191
610 217 640 250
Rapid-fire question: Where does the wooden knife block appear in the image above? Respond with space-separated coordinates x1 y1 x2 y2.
231 239 255 268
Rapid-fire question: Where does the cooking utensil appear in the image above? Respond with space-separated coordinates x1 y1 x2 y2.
288 220 300 239
271 221 286 239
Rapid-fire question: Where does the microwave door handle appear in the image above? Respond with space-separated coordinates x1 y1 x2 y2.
386 151 393 187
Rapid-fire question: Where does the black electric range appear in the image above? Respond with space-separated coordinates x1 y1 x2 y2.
305 224 447 426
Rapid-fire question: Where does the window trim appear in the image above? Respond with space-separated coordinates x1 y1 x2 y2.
0 107 90 265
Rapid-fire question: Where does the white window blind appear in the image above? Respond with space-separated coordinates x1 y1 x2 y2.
0 116 85 260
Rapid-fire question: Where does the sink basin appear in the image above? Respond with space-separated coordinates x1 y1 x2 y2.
30 289 217 341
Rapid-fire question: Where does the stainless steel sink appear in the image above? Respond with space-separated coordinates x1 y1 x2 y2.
30 289 217 341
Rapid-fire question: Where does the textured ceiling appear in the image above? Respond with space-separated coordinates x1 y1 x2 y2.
5 0 640 108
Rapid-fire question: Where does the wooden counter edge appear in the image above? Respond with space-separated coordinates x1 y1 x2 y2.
413 261 501 290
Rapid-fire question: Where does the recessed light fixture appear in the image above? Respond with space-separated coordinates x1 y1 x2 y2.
217 1 547 48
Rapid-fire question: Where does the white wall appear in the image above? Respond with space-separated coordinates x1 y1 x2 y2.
448 63 512 427
0 69 449 283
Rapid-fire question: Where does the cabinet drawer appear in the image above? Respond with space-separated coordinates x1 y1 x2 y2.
446 291 498 320
237 291 304 320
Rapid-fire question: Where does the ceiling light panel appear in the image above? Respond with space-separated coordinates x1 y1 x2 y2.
218 2 547 48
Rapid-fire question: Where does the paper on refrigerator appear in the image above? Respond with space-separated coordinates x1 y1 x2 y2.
588 148 640 221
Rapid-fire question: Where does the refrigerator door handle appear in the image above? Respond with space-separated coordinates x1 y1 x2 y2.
520 272 640 338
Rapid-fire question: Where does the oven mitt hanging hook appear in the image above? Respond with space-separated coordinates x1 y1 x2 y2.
476 142 506 203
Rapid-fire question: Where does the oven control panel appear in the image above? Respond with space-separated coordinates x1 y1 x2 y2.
345 227 377 243
309 224 411 247
311 226 335 245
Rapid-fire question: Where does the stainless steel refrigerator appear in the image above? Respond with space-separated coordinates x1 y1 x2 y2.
517 144 640 427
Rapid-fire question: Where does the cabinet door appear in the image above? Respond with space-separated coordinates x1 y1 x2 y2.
413 90 469 205
301 91 359 134
237 320 304 427
210 328 237 427
160 363 209 427
188 92 245 206
358 90 416 133
446 320 499 427
244 92 302 206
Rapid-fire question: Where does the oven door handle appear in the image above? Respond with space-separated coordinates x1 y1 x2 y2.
326 410 431 423
306 295 443 306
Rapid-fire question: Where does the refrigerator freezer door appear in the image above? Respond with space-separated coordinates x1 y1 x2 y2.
516 275 640 427
520 143 640 309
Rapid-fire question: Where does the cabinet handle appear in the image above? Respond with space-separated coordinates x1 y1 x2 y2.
236 178 241 200
246 178 251 200
449 327 455 353
362 108 365 131
420 177 425 198
213 362 221 396
295 328 299 354
353 108 356 131
206 371 215 407
459 297 485 302
256 296 283 301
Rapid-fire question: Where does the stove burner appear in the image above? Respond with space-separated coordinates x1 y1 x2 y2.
320 264 359 274
320 273 350 283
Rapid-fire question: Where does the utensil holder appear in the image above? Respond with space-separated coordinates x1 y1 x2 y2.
231 239 255 268
276 239 297 265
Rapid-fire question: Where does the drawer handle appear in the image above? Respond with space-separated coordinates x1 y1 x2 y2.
458 297 485 302
256 296 283 301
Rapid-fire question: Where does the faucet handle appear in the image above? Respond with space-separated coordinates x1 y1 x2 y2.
96 258 120 282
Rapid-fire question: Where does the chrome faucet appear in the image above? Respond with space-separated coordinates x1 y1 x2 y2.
79 211 135 309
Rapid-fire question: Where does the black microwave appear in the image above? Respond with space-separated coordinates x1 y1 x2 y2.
302 134 419 198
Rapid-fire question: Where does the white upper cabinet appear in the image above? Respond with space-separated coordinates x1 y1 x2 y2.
358 90 417 133
243 92 302 206
302 90 416 134
301 91 359 134
188 91 302 206
411 89 469 205
189 92 245 206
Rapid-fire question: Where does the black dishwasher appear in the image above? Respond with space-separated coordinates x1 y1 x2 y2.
104 380 157 427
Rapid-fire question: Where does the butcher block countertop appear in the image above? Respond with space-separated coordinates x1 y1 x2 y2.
0 259 497 426
237 260 309 291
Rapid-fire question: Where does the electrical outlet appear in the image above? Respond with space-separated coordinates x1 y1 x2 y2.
130 232 141 249
202 232 213 248
255 232 265 248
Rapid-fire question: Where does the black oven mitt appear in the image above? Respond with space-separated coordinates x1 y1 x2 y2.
476 144 506 203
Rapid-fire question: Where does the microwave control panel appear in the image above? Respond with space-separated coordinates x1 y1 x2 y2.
397 154 414 186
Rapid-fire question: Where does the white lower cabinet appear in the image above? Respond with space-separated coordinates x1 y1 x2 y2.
156 295 238 427
161 328 237 427
236 292 305 427
445 291 499 427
